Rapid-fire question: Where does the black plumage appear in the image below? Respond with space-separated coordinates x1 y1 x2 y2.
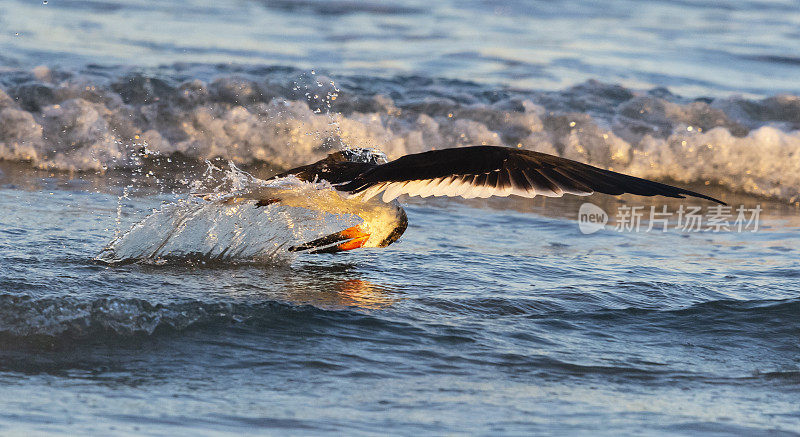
334 145 725 204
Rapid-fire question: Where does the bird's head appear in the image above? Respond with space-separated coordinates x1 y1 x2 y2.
338 148 389 165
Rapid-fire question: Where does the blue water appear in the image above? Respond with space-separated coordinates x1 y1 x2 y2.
2 0 800 96
1 0 800 435
1 166 798 435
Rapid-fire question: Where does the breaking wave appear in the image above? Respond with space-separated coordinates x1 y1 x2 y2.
1 64 799 201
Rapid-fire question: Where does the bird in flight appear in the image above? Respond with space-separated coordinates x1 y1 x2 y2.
209 145 724 254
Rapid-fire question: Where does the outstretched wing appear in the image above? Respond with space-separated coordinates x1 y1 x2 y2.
336 146 725 204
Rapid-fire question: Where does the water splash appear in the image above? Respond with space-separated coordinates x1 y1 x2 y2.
98 165 363 264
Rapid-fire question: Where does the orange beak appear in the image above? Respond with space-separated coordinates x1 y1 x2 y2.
336 225 370 251
288 224 371 253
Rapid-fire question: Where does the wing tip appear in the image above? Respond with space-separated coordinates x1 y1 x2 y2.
678 190 727 205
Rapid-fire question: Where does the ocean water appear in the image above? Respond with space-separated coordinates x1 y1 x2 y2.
1 0 800 435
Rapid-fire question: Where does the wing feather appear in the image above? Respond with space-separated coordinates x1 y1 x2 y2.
507 168 535 196
337 146 725 205
523 169 563 197
381 180 408 202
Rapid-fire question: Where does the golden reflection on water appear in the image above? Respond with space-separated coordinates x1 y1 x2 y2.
276 268 399 310
331 278 398 310
136 261 401 310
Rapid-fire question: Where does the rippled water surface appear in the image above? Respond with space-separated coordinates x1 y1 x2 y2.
1 166 799 435
1 0 800 435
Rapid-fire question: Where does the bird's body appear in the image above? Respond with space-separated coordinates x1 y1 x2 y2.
212 175 407 253
221 145 724 254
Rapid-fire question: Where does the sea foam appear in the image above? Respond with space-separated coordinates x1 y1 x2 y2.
1 65 798 201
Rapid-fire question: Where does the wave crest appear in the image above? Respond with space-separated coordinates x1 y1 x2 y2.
1 65 799 200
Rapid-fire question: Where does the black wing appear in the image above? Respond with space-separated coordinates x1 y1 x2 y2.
336 146 725 204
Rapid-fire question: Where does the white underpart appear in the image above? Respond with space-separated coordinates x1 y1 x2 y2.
459 176 479 199
381 181 408 202
358 182 389 202
452 177 473 197
418 178 441 198
362 168 601 202
416 178 436 198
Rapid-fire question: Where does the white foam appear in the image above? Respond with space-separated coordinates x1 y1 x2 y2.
1 68 799 201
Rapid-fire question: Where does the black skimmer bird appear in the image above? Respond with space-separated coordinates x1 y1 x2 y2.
217 145 724 254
